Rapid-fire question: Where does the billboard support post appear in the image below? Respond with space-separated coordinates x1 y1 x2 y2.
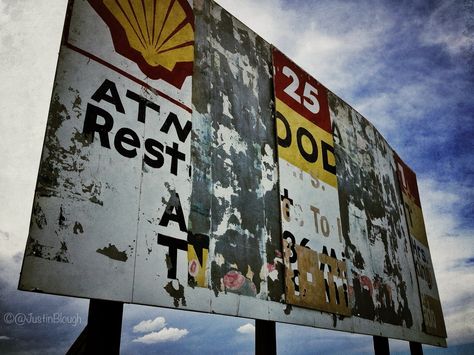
410 342 423 355
255 319 276 355
67 299 123 355
373 336 390 355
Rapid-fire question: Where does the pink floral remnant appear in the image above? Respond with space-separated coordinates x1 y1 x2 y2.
189 259 199 277
267 263 276 273
223 270 246 290
359 275 373 296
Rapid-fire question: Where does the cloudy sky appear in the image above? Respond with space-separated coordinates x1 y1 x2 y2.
0 0 473 354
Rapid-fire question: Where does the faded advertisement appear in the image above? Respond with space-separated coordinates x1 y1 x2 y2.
20 0 195 302
19 0 446 347
188 0 282 315
395 155 447 337
329 93 423 329
273 49 350 316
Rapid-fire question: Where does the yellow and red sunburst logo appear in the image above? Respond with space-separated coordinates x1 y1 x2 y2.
88 0 194 89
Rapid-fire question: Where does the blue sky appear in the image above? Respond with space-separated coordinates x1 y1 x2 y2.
0 0 473 354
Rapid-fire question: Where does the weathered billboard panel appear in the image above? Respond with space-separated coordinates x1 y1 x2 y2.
395 155 447 337
273 49 349 316
20 0 195 302
19 0 446 346
329 92 424 328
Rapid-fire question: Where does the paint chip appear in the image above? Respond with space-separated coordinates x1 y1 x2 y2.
96 244 128 262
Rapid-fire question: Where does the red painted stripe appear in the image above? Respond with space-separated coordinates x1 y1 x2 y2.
65 42 193 114
272 47 331 133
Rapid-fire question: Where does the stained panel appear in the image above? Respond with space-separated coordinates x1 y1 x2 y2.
273 49 350 315
189 0 283 314
329 93 423 328
395 155 447 337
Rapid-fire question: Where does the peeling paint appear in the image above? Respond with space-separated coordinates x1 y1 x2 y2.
32 201 47 229
164 280 187 307
329 91 421 328
26 238 69 263
96 244 128 262
73 222 83 234
54 242 70 263
58 206 66 227
190 0 282 302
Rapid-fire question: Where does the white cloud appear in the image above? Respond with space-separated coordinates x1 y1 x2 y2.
420 0 474 57
215 0 392 94
0 335 11 340
0 230 9 240
133 316 166 333
213 0 401 136
132 327 189 344
237 323 255 335
0 0 66 266
215 0 291 46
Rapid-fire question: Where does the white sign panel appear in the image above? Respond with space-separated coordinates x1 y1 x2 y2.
20 0 195 303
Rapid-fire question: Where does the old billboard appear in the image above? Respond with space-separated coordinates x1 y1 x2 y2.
19 0 446 346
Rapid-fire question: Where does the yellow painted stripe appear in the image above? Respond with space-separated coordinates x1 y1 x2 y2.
276 98 337 188
153 0 173 48
150 45 193 70
188 244 208 287
403 193 428 247
158 23 194 53
156 0 186 50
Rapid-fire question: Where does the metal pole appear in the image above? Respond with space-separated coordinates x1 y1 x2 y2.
255 319 276 355
67 299 124 354
409 342 423 355
373 336 390 355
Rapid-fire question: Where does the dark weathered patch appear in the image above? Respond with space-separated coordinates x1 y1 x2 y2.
53 241 70 263
32 201 47 229
68 87 82 116
164 281 187 307
73 222 84 234
82 182 103 206
26 238 69 263
96 243 128 262
190 0 282 300
58 205 66 227
329 91 415 327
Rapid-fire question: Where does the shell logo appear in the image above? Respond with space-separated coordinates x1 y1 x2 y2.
88 0 194 89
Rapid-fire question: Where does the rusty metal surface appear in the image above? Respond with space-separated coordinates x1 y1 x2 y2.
18 0 446 346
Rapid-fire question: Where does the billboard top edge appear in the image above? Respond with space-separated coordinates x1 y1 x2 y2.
212 0 416 170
